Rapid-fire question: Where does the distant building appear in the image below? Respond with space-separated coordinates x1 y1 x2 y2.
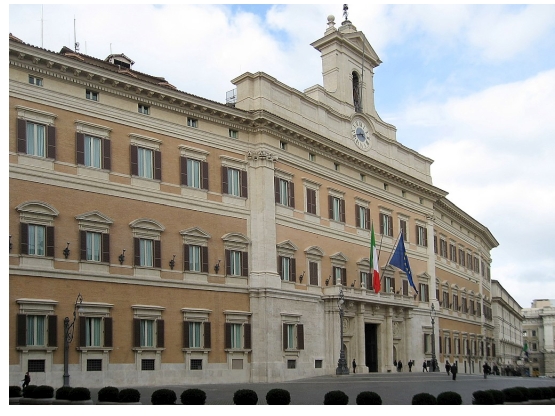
522 299 555 377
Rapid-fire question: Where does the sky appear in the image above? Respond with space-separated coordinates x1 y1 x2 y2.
8 3 555 310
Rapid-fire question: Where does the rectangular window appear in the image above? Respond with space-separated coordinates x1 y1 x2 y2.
27 224 46 256
229 129 238 138
416 225 427 246
184 159 201 188
87 359 102 371
334 163 340 171
333 266 345 286
280 141 287 150
29 75 43 86
26 121 46 157
380 213 393 237
280 256 290 281
286 324 295 349
188 245 201 272
306 188 317 215
275 178 295 207
400 220 407 241
189 322 202 348
86 89 99 101
356 205 370 229
187 118 198 128
452 294 459 311
467 253 472 269
86 231 102 262
424 334 432 353
443 291 449 308
228 168 241 196
329 196 345 222
28 359 46 372
360 173 366 182
138 104 150 115
83 135 102 168
140 320 155 347
439 239 447 257
287 360 296 369
384 183 388 191
229 250 242 276
139 238 154 267
385 276 394 293
308 153 315 162
190 359 203 370
85 317 102 347
419 283 429 302
26 315 46 346
230 323 242 349
141 359 155 371
459 249 465 266
137 147 154 179
449 244 457 262
315 359 323 368
309 261 319 286
360 271 370 289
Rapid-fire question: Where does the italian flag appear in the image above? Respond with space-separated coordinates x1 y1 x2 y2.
370 223 381 293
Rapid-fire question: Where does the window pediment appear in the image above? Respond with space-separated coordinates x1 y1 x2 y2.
130 218 165 232
304 246 324 258
330 252 348 264
76 211 114 232
180 227 211 244
222 233 250 244
276 240 298 255
17 201 58 225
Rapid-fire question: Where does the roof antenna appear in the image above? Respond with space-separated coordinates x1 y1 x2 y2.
74 15 79 53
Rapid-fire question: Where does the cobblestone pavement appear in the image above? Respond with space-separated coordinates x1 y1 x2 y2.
88 372 555 405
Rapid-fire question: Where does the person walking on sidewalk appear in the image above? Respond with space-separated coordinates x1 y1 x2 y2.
352 359 357 374
422 360 428 372
451 362 458 380
22 372 30 388
408 360 413 372
445 360 451 376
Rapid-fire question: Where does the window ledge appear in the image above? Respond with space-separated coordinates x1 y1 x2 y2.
182 348 211 353
77 347 113 353
132 347 165 352
16 346 57 352
224 349 251 353
284 349 300 357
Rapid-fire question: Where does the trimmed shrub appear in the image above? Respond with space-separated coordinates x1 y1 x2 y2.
98 386 119 402
22 385 37 398
528 387 542 400
233 389 258 405
68 387 91 401
180 388 207 405
514 386 529 401
502 387 524 403
437 391 462 405
472 390 495 405
549 386 555 399
151 388 177 405
33 385 54 399
539 387 552 400
10 385 22 398
485 389 504 404
356 391 382 405
324 390 349 405
412 392 437 405
119 388 141 403
55 386 73 400
265 388 291 405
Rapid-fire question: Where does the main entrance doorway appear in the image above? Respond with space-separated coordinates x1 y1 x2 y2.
365 323 378 372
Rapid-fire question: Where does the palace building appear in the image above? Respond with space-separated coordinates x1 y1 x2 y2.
9 14 499 388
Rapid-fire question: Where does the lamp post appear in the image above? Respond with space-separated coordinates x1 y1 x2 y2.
430 303 438 372
335 289 349 375
63 293 83 387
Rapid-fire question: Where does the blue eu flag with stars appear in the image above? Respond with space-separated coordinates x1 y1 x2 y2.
389 232 418 293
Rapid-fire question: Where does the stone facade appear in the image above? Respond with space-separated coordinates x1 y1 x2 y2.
522 300 555 377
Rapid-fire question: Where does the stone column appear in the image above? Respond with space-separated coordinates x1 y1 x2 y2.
385 306 394 372
357 303 366 373
426 215 437 300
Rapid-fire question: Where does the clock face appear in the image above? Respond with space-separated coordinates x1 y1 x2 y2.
351 120 371 150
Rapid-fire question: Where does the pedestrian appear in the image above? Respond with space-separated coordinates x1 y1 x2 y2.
394 359 397 367
451 362 458 380
352 359 357 374
22 371 30 388
483 362 489 379
445 360 451 375
422 360 428 372
398 360 403 372
408 360 413 372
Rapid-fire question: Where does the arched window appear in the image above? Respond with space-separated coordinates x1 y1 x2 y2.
352 72 362 112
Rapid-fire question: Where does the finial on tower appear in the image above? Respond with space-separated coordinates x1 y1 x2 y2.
343 4 349 22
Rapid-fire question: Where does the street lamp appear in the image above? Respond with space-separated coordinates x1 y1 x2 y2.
430 303 438 372
335 289 349 375
63 293 83 387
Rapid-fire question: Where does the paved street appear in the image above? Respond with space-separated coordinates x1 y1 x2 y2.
88 372 555 405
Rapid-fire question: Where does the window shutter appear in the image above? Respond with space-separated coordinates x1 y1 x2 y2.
274 177 280 203
277 256 283 280
379 214 384 234
439 336 442 354
365 208 370 230
201 161 209 190
130 145 138 176
133 318 141 348
48 315 57 347
154 150 162 181
423 228 427 246
104 317 113 347
328 195 333 219
391 277 396 293
79 316 86 347
154 240 161 269
221 166 228 195
340 199 345 222
225 249 231 276
401 220 407 240
76 133 85 165
201 246 208 273
103 139 111 170
388 215 393 236
289 181 295 208
20 223 28 255
17 119 27 153
225 322 231 349
240 170 248 198
180 156 188 186
156 319 164 348
183 322 190 348
290 257 296 282
102 233 110 263
134 237 140 266
355 205 360 227
184 244 189 271
244 323 251 349
46 226 55 257
283 324 288 350
426 284 430 302
403 280 408 296
341 268 347 286
203 321 211 348
424 333 427 352
241 251 249 277
80 230 87 260
17 314 27 346
47 125 56 159
297 324 304 350
309 261 318 286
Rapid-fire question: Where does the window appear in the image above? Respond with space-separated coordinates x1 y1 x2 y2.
84 317 103 347
455 338 460 354
187 117 198 128
400 219 408 241
80 230 109 262
458 249 465 266
334 162 340 171
449 244 457 262
180 156 209 190
185 321 210 348
86 89 99 101
308 153 315 162
26 315 46 346
28 360 46 372
229 129 238 138
283 323 304 350
225 320 251 350
360 271 371 290
333 266 346 286
385 276 395 293
78 314 113 349
20 223 54 257
416 225 427 246
424 334 432 353
532 330 537 337
25 121 46 157
384 183 388 191
380 213 393 237
29 75 43 86
287 360 296 369
309 261 319 286
275 177 295 208
279 140 287 150
138 104 150 114
16 107 57 159
184 244 208 272
360 173 366 182
133 316 164 349
278 256 296 282
467 253 472 269
315 360 323 368
76 134 111 170
130 145 161 180
462 296 467 313
474 257 480 273
87 359 102 371
190 359 203 370
306 188 317 215
328 195 345 222
142 359 155 370
356 205 370 229
443 291 449 308
131 219 164 270
439 239 447 257
226 250 247 276
402 190 406 198
452 294 459 311
419 283 429 302
222 167 248 197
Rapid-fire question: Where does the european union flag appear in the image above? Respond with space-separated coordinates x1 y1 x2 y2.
389 232 418 293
